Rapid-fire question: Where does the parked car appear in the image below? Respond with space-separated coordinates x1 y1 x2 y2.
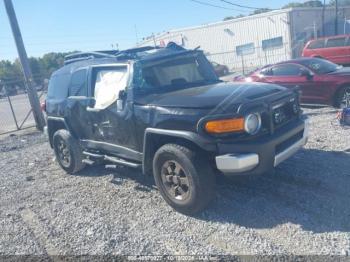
45 43 308 215
211 61 229 76
239 58 350 108
302 35 350 66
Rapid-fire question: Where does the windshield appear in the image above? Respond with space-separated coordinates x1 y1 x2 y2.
139 55 219 92
298 58 342 74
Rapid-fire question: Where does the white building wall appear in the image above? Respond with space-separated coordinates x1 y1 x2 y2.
140 6 350 73
140 10 292 73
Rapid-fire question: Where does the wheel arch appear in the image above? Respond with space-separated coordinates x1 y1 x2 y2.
142 128 216 176
333 83 350 107
47 117 72 148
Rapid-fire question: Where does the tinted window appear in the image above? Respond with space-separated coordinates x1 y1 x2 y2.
260 67 273 76
140 56 218 92
236 43 255 56
262 37 283 50
271 64 302 76
326 37 346 48
299 58 342 74
69 69 87 96
308 39 325 49
47 73 70 99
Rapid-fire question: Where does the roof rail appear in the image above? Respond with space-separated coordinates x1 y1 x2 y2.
64 51 117 65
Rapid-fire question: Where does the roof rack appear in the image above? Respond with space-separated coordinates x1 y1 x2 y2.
63 43 185 65
64 51 117 65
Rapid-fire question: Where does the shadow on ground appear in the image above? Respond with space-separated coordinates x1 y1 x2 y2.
74 148 350 233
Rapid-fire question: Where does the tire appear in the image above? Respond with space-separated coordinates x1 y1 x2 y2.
334 86 350 108
53 129 85 174
153 144 215 215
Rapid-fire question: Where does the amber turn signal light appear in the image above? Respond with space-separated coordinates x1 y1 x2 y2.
205 118 245 134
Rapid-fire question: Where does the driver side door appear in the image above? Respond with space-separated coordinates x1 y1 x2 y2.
260 63 316 103
83 65 141 161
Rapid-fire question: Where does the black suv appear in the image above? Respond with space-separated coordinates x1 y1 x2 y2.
45 43 309 215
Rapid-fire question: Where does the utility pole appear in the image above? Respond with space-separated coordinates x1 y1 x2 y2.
335 0 339 35
322 0 326 36
313 21 318 39
3 0 45 131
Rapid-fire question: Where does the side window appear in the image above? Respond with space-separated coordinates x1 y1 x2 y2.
308 39 325 49
260 67 273 76
326 37 346 48
346 37 350 46
271 64 302 76
69 69 87 96
47 73 70 99
92 66 128 110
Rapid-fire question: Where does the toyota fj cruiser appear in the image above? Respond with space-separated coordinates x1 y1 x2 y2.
45 43 309 215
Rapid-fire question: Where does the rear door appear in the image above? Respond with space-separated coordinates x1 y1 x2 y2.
323 37 349 65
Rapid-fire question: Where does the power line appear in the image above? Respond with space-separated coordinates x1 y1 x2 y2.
189 0 248 12
218 0 264 10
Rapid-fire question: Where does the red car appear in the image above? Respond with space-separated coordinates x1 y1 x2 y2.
239 58 350 108
302 35 350 66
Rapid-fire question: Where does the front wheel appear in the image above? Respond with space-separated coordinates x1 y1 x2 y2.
153 144 215 215
334 86 350 108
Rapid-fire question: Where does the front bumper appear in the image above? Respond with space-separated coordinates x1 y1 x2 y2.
215 118 309 176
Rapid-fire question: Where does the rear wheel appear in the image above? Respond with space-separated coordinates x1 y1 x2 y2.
53 129 85 174
334 86 350 108
153 144 215 215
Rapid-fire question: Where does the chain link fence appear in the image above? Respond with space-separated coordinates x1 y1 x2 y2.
206 42 292 76
0 81 47 135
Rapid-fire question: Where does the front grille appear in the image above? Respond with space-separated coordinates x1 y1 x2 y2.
272 100 299 130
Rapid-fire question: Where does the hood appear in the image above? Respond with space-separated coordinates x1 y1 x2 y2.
135 82 286 109
327 67 350 76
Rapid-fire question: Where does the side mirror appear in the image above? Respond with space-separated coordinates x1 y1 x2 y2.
117 90 127 111
86 98 100 112
300 69 313 80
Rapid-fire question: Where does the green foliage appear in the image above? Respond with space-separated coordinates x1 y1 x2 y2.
0 51 74 90
252 8 272 15
283 1 323 8
223 14 244 21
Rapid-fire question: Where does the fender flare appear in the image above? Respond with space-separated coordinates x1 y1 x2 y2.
142 128 216 175
47 116 76 146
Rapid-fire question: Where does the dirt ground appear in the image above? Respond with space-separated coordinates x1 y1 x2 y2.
0 107 349 256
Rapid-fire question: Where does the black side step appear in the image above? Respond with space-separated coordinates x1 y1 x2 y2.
83 151 141 169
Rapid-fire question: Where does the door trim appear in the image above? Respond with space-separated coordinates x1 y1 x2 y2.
80 140 142 162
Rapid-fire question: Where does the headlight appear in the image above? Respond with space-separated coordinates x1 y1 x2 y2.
244 113 261 135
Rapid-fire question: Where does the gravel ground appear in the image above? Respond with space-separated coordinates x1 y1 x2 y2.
0 107 350 256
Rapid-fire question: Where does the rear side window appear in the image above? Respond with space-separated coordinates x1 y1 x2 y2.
308 39 324 49
326 37 346 48
47 73 70 99
270 64 302 76
69 69 87 96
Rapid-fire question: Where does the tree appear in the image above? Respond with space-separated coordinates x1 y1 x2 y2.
0 51 76 92
283 0 323 8
252 8 272 15
223 14 244 21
